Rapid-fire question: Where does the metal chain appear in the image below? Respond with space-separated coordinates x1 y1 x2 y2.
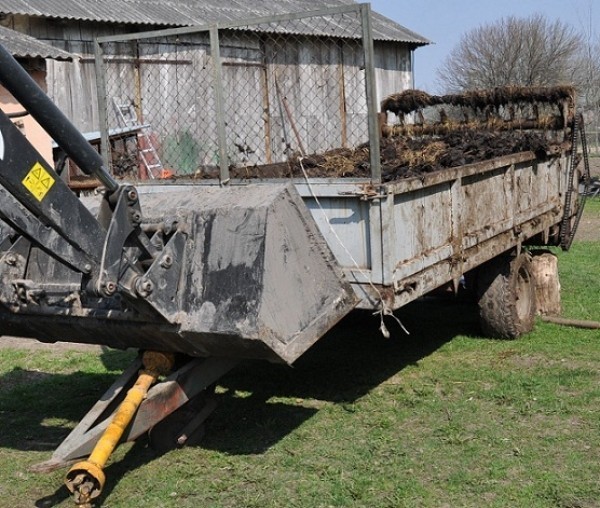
560 112 590 250
569 114 591 246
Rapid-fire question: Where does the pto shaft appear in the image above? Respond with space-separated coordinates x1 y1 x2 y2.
65 351 174 506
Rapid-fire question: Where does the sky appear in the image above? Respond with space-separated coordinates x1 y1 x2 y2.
369 0 600 93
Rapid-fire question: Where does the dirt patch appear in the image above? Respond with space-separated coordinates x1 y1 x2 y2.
0 336 101 352
575 206 600 242
588 156 600 178
574 157 600 242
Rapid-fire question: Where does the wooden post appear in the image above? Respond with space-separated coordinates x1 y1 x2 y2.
530 250 561 316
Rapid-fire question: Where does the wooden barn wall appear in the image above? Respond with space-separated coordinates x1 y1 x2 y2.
374 41 413 126
220 35 412 168
374 41 412 103
135 34 213 174
5 15 151 133
264 35 348 163
220 34 267 168
2 15 413 172
100 33 414 173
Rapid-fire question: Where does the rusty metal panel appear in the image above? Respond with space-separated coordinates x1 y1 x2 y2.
461 166 513 241
391 182 454 281
303 196 372 270
380 154 572 309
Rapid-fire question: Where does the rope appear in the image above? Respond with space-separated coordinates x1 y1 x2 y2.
297 156 409 337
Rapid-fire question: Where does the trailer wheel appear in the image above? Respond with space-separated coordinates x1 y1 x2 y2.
477 253 536 339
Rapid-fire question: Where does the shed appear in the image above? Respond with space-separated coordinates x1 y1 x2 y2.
0 25 73 164
0 1 429 134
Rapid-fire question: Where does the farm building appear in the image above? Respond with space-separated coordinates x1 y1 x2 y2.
0 25 73 166
0 1 429 175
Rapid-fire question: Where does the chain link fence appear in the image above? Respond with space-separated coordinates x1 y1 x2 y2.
95 5 380 182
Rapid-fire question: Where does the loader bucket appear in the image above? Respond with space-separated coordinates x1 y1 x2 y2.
148 183 358 363
0 183 357 364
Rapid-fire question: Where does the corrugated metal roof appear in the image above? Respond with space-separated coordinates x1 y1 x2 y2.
0 24 73 59
0 0 430 45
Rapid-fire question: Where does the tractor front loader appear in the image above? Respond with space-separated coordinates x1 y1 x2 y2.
0 44 357 504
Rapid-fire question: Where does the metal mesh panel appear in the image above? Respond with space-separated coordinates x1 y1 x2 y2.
100 35 217 179
97 6 376 181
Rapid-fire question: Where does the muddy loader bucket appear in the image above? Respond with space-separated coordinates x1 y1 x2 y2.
137 183 358 363
0 42 357 365
0 182 354 365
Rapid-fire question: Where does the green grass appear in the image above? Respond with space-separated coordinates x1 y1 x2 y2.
585 197 600 213
0 241 599 505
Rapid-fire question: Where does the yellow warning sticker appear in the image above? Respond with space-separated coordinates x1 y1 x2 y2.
22 162 55 202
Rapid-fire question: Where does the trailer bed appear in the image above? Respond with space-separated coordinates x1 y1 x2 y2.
136 149 572 313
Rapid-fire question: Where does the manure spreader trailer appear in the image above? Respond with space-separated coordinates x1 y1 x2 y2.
0 10 589 505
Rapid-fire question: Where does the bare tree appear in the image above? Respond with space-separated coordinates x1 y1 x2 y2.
437 14 583 92
568 2 600 126
570 38 600 108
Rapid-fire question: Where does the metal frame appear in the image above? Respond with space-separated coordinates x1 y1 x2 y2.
94 3 382 184
360 4 381 184
93 41 111 171
32 356 239 472
209 26 230 183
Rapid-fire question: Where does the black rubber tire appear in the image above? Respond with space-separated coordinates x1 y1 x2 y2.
477 253 536 339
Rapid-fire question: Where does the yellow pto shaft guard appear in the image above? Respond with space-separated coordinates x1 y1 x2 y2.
65 351 174 505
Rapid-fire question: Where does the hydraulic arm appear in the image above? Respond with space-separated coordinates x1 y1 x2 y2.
0 44 152 300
